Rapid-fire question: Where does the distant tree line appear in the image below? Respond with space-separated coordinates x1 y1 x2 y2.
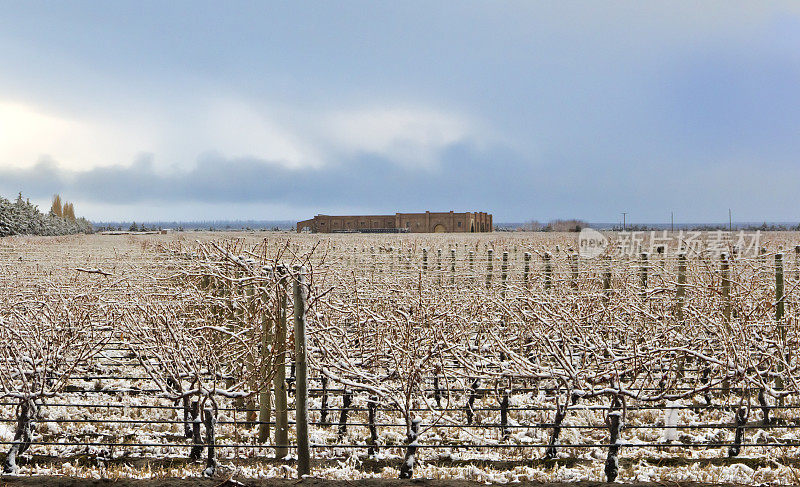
94 222 164 233
0 193 92 237
514 219 589 232
609 223 800 232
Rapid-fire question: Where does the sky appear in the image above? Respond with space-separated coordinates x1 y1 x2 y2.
1 1 799 224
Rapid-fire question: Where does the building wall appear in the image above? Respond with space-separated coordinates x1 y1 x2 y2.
297 211 492 233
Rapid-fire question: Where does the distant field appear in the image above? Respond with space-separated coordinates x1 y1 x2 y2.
0 231 798 484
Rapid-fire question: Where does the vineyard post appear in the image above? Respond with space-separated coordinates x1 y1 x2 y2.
523 252 531 287
570 253 578 290
436 249 442 286
676 252 687 321
233 262 246 409
225 265 237 396
776 252 785 332
292 266 311 476
450 248 456 285
422 248 428 273
543 252 552 292
721 252 731 323
469 250 475 285
486 249 493 289
245 272 259 426
639 252 648 297
795 245 800 281
501 251 508 298
776 253 786 405
272 266 289 457
602 255 612 301
258 269 274 443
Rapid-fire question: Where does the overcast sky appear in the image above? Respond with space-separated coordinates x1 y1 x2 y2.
1 2 799 223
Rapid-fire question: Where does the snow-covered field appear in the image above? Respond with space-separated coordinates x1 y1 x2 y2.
1 231 799 484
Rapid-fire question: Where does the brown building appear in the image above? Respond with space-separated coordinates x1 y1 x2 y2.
297 211 492 233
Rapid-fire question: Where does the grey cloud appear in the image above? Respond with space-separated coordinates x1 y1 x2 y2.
2 141 800 223
0 142 551 219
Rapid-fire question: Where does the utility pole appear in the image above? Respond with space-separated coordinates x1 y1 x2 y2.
671 212 674 233
622 212 627 232
729 209 732 232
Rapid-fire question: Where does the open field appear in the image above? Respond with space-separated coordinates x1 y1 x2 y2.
1 231 800 484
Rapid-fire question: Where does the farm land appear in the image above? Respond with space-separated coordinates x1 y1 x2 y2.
1 231 799 485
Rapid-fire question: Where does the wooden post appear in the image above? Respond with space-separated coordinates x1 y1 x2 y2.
469 250 475 285
776 253 786 405
721 253 731 323
244 274 258 427
436 248 442 286
543 252 552 292
258 269 274 443
570 253 578 290
776 253 785 331
602 256 612 302
272 266 289 457
639 252 649 296
523 252 531 287
293 266 310 477
486 249 493 289
676 252 687 322
450 248 456 286
501 251 508 298
795 245 800 281
422 248 428 273
227 265 239 402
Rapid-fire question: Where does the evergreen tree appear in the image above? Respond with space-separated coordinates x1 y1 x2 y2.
0 192 92 237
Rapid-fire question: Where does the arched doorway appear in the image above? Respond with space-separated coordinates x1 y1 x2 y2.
433 224 446 233
470 221 475 233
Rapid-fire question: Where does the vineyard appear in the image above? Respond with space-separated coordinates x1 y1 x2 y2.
1 231 799 484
